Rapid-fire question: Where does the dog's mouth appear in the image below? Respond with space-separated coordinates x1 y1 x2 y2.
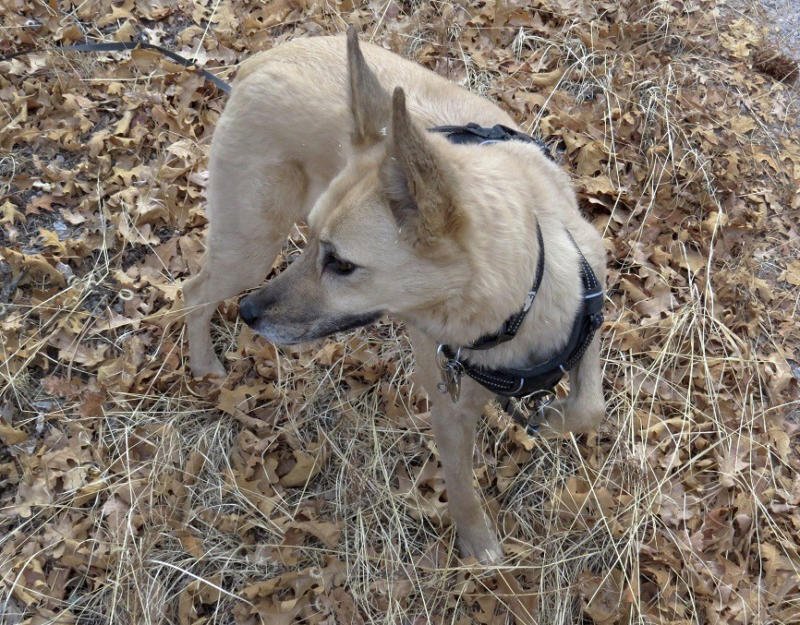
244 310 382 345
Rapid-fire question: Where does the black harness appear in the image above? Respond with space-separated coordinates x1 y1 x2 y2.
431 122 550 152
429 124 604 427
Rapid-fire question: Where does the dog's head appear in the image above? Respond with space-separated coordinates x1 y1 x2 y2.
239 29 471 344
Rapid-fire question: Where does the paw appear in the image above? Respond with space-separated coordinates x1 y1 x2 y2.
457 523 503 565
190 356 227 379
538 398 603 433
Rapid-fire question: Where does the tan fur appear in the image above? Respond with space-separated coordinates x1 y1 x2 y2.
183 30 606 564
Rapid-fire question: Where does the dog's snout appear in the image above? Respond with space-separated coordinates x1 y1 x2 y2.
239 295 261 326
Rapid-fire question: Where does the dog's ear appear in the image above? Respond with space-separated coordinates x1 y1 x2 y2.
347 27 391 147
381 87 462 246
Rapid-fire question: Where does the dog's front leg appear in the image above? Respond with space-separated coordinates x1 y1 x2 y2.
430 393 502 564
407 329 501 564
541 333 605 433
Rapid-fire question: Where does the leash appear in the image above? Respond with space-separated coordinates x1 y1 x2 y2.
0 38 232 94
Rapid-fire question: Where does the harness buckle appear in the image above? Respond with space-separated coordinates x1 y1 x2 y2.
530 392 555 435
522 289 537 312
436 345 463 403
501 391 556 436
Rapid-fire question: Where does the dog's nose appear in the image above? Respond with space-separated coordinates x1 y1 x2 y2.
239 295 260 326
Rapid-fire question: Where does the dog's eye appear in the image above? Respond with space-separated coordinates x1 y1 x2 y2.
325 254 357 276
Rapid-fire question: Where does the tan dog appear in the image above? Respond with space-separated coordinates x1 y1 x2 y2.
183 30 606 563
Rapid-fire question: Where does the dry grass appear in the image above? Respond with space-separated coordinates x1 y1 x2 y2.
1 1 799 624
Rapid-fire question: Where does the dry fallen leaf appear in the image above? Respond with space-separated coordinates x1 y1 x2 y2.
0 423 28 445
1 2 799 624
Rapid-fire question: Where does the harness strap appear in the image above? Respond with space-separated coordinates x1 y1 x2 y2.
439 234 604 398
430 123 553 160
429 122 604 406
429 124 550 353
467 223 545 351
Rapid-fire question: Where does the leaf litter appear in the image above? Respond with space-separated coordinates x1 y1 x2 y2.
1 1 799 624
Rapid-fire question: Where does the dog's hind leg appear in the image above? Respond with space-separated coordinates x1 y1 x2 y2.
183 160 308 377
543 334 605 433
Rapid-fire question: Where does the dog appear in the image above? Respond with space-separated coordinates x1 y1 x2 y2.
182 29 606 564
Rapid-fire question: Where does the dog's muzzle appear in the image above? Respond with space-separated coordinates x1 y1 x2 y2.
238 294 262 327
238 291 382 344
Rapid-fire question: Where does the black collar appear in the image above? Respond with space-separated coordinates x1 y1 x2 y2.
429 124 604 428
466 222 545 351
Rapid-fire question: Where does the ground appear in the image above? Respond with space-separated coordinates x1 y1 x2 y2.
1 1 799 624
758 0 800 57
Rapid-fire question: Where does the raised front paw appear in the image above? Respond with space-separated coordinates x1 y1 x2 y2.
538 397 604 433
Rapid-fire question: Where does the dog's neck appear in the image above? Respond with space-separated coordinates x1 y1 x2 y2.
405 140 583 368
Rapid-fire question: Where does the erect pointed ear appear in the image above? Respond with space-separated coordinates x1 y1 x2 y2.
381 87 462 246
347 26 391 147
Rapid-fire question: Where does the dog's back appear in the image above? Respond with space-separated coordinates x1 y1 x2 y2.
229 35 516 156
